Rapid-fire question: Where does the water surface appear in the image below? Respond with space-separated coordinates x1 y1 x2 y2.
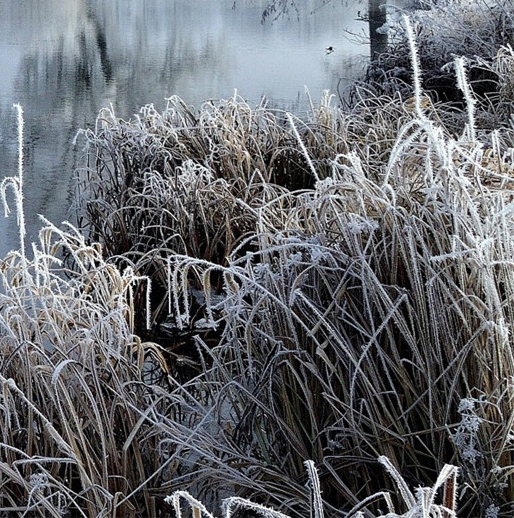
0 0 371 256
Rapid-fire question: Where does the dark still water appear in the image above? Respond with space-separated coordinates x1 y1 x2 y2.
0 0 374 256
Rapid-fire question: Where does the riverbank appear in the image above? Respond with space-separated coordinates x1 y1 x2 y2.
2 4 514 517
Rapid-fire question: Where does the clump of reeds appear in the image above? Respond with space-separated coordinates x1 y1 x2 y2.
5 9 514 518
75 95 336 330
80 19 514 518
75 89 468 336
167 459 459 518
0 212 173 516
0 105 179 516
161 121 514 515
354 0 514 132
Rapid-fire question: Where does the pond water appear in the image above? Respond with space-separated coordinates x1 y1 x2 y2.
0 0 378 256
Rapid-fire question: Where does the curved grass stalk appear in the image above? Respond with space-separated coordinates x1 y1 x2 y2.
0 104 27 258
454 57 477 143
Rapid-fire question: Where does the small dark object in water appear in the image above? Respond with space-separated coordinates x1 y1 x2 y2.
325 46 334 54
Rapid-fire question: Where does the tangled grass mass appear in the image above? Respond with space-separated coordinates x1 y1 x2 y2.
3 8 514 518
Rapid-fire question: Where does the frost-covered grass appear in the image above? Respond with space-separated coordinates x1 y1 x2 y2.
362 0 514 124
3 9 514 518
72 19 514 517
167 459 459 518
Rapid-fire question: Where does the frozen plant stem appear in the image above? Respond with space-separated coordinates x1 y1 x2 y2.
403 15 424 120
13 103 26 255
454 57 476 142
0 103 27 257
304 460 324 518
287 112 320 182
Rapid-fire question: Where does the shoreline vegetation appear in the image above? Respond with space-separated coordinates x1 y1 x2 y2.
3 2 514 516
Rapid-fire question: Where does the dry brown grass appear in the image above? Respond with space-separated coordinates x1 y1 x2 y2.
3 12 514 517
69 33 514 515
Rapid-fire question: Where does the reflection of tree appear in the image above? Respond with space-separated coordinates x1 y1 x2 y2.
0 1 236 254
86 6 114 82
261 0 300 22
368 0 388 59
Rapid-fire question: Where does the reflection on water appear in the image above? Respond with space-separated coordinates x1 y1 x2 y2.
0 0 371 256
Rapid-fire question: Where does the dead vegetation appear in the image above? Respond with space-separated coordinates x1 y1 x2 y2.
3 10 514 518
